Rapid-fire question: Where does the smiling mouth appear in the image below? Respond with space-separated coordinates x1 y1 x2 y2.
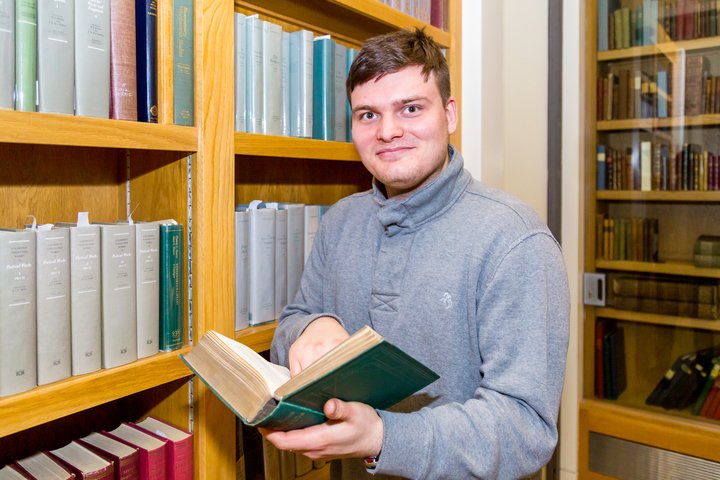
376 146 413 156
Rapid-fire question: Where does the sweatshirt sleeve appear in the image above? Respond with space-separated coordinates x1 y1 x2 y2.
373 232 570 479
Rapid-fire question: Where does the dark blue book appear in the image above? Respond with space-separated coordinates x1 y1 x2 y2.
312 35 335 141
597 145 607 190
136 0 158 123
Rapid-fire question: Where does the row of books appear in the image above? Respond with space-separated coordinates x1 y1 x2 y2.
235 202 329 330
0 416 192 480
598 0 720 51
595 320 627 400
609 274 720 319
646 346 720 418
695 234 720 267
0 0 194 125
235 14 355 142
0 215 184 398
595 215 660 262
379 0 450 30
596 55 713 121
596 143 720 191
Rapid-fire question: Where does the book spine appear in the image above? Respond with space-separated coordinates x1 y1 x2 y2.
110 0 138 121
36 227 71 386
245 15 263 134
15 0 37 112
598 0 609 51
69 225 102 376
333 43 347 143
248 208 275 325
0 0 14 109
235 210 250 330
74 0 110 118
172 0 193 126
285 204 304 304
597 145 607 190
100 224 138 368
281 30 290 136
136 223 160 358
289 29 313 138
303 205 321 262
312 37 335 140
159 224 183 351
0 231 37 396
135 0 158 123
346 47 357 142
234 12 246 132
274 208 288 319
262 20 282 135
37 0 74 114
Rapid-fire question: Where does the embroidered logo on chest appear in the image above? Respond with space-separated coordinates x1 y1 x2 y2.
441 292 453 310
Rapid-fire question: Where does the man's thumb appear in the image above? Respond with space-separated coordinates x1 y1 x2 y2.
324 399 345 420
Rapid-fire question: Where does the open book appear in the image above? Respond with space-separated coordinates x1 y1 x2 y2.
180 326 439 430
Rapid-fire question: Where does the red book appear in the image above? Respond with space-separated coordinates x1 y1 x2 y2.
104 424 167 480
132 417 193 480
78 432 140 480
15 452 75 479
594 320 607 399
109 0 138 120
700 379 720 417
430 0 445 30
48 441 114 480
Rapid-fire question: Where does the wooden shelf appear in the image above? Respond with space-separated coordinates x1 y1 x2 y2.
580 399 720 462
597 114 720 130
235 0 451 48
595 307 720 331
0 347 192 437
595 259 720 278
597 35 720 61
0 110 197 152
235 133 361 161
236 321 278 352
597 190 720 202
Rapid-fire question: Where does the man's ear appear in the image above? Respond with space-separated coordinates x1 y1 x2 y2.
445 97 458 135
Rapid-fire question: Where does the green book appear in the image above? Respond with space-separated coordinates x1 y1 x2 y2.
15 0 37 112
312 35 335 141
159 222 184 351
172 0 194 126
181 326 439 430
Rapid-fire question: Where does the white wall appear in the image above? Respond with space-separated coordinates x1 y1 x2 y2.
462 2 583 479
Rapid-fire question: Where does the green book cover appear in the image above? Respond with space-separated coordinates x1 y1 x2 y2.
159 223 184 351
312 35 335 141
15 0 37 112
180 326 439 430
173 0 193 126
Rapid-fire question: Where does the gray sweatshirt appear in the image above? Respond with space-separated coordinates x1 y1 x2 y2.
271 146 570 479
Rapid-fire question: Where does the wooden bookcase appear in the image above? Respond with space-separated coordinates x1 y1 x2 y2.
582 1 720 477
0 1 461 478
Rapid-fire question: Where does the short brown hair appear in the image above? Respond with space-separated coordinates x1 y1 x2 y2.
346 28 451 105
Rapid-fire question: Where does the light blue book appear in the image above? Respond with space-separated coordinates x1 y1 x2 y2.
281 30 290 136
312 35 335 140
245 14 263 134
234 12 246 132
333 43 347 143
261 20 282 135
289 29 313 138
657 70 668 118
0 0 15 109
598 0 609 51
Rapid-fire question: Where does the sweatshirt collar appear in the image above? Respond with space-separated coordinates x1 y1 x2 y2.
372 145 472 236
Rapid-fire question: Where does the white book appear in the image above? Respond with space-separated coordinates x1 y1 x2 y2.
267 204 287 319
38 0 74 114
74 0 110 118
640 141 652 192
0 229 36 396
98 223 137 368
333 43 347 143
135 222 159 359
244 201 275 325
304 205 321 263
245 14 263 134
234 208 250 331
289 29 313 138
278 203 304 305
281 30 290 136
58 214 102 376
234 12 246 132
0 0 14 109
262 20 282 135
36 225 71 385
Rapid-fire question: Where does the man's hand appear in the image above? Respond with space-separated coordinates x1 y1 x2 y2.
260 399 383 461
288 317 349 376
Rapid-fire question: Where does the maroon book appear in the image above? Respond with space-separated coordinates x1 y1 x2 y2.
132 417 193 480
104 424 167 480
109 0 138 120
78 432 140 480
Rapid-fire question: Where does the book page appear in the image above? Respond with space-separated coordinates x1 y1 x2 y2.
213 331 290 393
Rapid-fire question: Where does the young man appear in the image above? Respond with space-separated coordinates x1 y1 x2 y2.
264 28 569 479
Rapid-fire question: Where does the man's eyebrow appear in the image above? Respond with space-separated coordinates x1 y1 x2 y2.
351 96 430 113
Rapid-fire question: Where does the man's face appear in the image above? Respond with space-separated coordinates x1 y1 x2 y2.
350 65 457 198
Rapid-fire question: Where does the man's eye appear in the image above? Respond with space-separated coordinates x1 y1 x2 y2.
360 112 376 120
404 105 421 114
